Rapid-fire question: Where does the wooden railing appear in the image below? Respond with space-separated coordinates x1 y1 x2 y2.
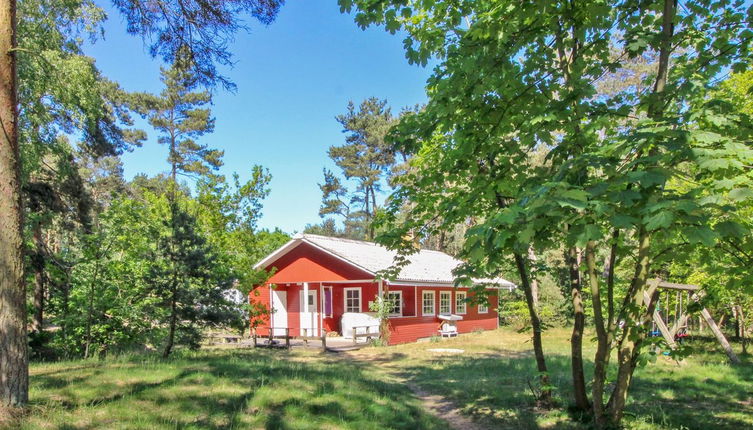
252 327 292 349
252 327 329 350
352 325 378 345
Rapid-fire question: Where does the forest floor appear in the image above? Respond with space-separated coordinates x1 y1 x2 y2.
9 327 753 429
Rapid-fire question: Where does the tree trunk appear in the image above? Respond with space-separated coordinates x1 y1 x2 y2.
566 245 589 410
513 252 552 406
0 0 28 410
736 305 746 355
528 247 540 311
606 227 654 425
163 286 178 358
554 12 590 412
366 186 376 240
606 0 676 424
586 241 610 427
605 230 619 329
83 246 103 359
164 139 179 358
31 221 45 333
60 267 71 343
438 230 446 252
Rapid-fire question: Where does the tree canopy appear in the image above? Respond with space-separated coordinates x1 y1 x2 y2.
340 0 753 426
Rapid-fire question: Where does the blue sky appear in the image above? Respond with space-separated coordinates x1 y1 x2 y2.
85 1 431 233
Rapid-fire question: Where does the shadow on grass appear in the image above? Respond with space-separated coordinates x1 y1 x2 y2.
23 349 443 430
397 344 753 430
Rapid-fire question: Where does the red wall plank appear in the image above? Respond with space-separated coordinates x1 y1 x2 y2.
250 284 272 336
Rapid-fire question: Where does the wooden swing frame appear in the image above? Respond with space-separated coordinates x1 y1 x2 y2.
645 279 740 364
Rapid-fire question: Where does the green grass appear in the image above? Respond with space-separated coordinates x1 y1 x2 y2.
17 349 442 429
10 328 753 429
353 328 753 429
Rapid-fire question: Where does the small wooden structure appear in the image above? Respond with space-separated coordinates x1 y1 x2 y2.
207 332 243 345
647 279 740 364
252 327 329 350
351 325 378 345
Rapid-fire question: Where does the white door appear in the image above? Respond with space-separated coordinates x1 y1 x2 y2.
299 290 319 336
271 290 287 337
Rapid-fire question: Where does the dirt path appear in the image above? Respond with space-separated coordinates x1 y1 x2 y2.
404 382 493 430
344 351 492 430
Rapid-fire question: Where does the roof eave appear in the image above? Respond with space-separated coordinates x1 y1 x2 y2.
252 238 299 270
388 279 517 289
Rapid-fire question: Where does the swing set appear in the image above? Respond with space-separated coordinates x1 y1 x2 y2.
646 279 740 364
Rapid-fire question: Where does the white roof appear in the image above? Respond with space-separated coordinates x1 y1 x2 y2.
254 234 516 289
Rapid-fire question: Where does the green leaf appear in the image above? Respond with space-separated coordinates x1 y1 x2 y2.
729 188 753 202
698 158 730 171
685 226 718 247
628 170 666 188
714 221 748 239
610 214 638 229
575 224 602 247
467 244 486 262
645 211 674 230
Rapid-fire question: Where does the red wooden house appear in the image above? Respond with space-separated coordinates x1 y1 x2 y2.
251 234 516 345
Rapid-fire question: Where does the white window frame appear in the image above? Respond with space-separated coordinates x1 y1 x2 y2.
455 291 467 314
386 291 403 317
344 287 362 313
422 290 435 316
478 300 489 314
439 291 451 314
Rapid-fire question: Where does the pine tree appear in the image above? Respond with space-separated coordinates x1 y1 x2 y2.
146 59 223 185
320 98 396 239
145 59 225 357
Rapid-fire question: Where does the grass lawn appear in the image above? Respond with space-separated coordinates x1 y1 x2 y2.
9 327 753 429
16 349 442 429
351 327 753 429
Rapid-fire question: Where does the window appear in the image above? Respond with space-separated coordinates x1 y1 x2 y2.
439 291 451 314
422 291 435 316
387 291 402 316
478 301 489 313
455 292 467 314
344 288 361 313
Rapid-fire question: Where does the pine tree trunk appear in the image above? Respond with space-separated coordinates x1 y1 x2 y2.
60 268 71 342
163 286 178 358
0 0 28 410
83 247 103 360
164 136 179 359
31 222 45 333
513 252 552 406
